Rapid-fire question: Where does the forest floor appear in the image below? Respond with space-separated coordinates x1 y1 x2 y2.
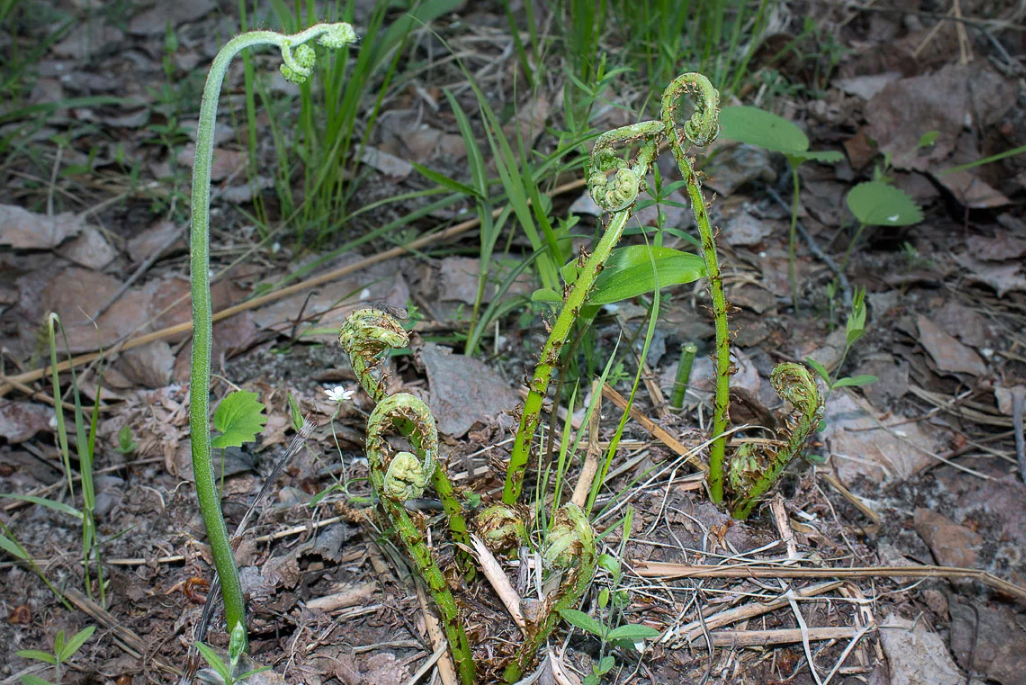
2 1 1026 685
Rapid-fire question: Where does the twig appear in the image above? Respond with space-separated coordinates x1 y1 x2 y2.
571 379 603 507
415 583 459 685
0 178 587 397
1012 386 1026 484
601 383 707 471
765 187 852 308
787 588 824 685
701 625 871 648
406 646 447 685
469 534 525 631
634 562 1026 601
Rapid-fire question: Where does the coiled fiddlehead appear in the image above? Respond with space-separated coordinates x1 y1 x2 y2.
189 23 356 648
502 122 662 504
729 363 824 520
659 73 732 504
339 309 475 684
503 503 597 682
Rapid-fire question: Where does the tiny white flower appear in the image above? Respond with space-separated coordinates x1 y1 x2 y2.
359 288 371 300
324 386 355 403
887 214 900 223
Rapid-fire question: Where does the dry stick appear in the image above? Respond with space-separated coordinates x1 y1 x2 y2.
666 580 844 643
634 562 1026 601
702 626 872 648
415 583 459 685
571 379 603 507
1012 386 1026 484
600 383 707 471
62 587 182 676
0 178 589 397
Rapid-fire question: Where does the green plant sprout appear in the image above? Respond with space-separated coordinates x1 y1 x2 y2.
718 105 844 312
188 22 357 648
195 623 271 685
727 363 824 519
503 72 726 504
805 286 877 400
669 342 697 411
17 626 95 685
114 425 138 455
338 309 475 685
559 507 660 685
840 181 923 276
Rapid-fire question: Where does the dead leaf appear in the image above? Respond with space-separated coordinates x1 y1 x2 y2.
0 401 51 443
916 315 987 376
52 22 124 59
0 204 84 249
824 392 944 485
833 72 902 101
177 146 246 182
723 210 771 247
954 254 1026 298
127 220 183 264
967 232 1026 262
419 342 519 437
879 614 962 685
118 341 175 389
932 169 1010 209
127 0 216 35
359 146 412 179
56 225 118 270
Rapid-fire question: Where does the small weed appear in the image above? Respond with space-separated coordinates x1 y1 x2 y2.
195 624 270 685
17 626 96 685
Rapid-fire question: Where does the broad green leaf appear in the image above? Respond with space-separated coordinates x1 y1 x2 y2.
589 246 706 305
789 150 844 164
16 650 56 665
559 608 605 637
918 130 939 148
58 626 95 661
597 655 616 674
719 105 809 154
607 624 662 641
195 642 231 681
211 391 267 449
0 534 27 560
0 495 82 519
846 181 923 227
831 375 878 388
531 288 562 304
19 675 53 685
53 631 65 657
804 357 831 384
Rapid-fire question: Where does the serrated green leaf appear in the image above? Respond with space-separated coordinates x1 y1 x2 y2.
59 626 95 661
832 375 878 388
16 650 56 665
0 533 27 560
719 106 809 154
559 608 605 637
211 391 267 449
589 246 706 305
846 181 923 227
607 624 662 641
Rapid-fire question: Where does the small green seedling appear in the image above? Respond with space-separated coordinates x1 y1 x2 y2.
195 624 270 685
718 105 844 312
805 286 877 403
115 425 138 455
840 180 923 275
17 626 96 685
211 390 268 494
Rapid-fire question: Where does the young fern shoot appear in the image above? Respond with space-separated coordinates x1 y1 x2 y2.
188 23 356 645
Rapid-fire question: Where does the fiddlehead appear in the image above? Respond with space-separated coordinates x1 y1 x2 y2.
659 73 732 504
502 123 662 504
503 504 597 682
473 503 529 557
188 23 356 646
366 393 476 685
729 363 824 520
338 308 408 402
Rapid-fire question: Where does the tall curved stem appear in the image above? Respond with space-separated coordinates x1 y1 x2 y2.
189 24 355 641
660 73 730 503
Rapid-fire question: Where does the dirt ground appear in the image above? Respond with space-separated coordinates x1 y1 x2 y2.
2 1 1026 684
